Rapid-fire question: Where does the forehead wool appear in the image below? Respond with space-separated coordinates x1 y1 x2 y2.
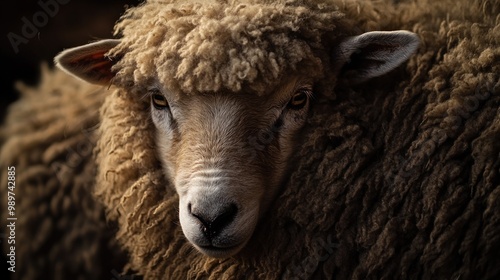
108 0 346 95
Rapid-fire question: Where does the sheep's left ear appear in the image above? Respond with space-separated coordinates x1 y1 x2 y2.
334 31 419 83
55 39 121 85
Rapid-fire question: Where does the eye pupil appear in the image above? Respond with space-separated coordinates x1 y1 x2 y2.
293 94 306 104
287 90 309 110
151 93 168 109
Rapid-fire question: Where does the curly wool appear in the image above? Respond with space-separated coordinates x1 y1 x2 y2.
108 0 348 94
1 0 499 279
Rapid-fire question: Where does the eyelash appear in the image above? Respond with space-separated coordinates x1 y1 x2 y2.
149 89 169 110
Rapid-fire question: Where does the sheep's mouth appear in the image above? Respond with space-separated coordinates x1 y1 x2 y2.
197 243 244 258
200 245 237 251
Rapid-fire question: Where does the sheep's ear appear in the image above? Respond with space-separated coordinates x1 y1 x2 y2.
55 39 121 85
334 31 419 83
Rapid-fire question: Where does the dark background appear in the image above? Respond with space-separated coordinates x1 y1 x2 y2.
0 0 140 278
0 0 141 121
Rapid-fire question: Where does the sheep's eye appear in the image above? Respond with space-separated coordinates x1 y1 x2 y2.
151 93 168 109
287 89 309 110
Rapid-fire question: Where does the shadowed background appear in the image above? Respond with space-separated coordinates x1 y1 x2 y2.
0 1 140 278
0 0 141 121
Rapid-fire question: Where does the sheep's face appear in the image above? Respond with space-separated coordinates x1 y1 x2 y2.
149 77 311 257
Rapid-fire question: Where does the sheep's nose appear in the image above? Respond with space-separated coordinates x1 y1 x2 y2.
188 203 238 239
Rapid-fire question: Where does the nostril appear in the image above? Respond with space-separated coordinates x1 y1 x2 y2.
211 204 238 235
190 203 238 239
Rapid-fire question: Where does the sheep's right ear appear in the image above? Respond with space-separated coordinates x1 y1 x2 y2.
55 39 121 85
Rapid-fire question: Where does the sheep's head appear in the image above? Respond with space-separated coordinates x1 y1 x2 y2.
55 1 419 258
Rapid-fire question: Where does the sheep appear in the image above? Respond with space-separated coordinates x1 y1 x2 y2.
1 0 499 279
55 31 419 260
